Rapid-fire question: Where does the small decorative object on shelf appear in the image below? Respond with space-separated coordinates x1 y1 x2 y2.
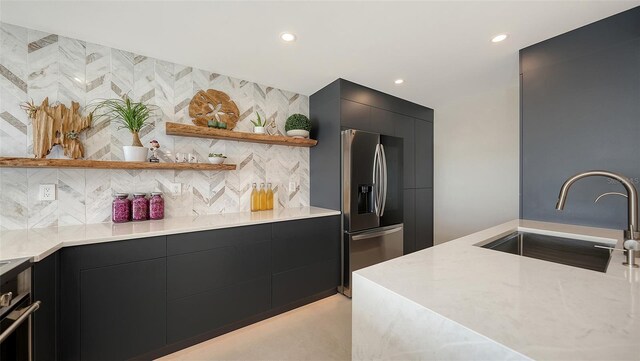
112 193 131 223
149 192 164 220
188 153 198 163
250 183 259 212
208 153 227 164
285 114 311 138
189 89 239 129
132 193 149 221
175 152 188 163
250 112 267 134
20 98 93 159
266 183 274 210
91 96 155 162
149 140 160 163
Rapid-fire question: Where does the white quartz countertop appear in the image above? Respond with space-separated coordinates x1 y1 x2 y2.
0 206 340 262
354 219 640 360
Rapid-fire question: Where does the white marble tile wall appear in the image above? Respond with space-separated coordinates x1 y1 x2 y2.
0 22 310 230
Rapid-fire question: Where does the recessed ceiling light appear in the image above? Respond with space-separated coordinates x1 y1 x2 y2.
394 79 404 85
491 34 508 43
280 32 296 42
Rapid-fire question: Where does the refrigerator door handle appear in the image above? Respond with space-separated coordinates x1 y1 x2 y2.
372 144 380 215
379 144 388 217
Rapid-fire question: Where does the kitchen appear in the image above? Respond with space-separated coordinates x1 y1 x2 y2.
0 1 639 360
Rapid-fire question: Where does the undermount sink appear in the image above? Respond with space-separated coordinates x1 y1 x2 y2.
478 231 613 272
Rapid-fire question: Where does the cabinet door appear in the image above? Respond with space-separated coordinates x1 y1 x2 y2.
415 120 433 188
416 188 434 250
393 113 415 188
403 189 416 254
59 236 167 361
166 225 272 343
341 99 371 131
370 107 395 135
80 259 167 361
272 216 340 308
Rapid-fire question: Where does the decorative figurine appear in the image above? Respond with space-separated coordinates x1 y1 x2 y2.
149 140 160 162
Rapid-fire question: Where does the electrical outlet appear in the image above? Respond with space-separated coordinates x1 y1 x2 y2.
289 182 297 192
169 182 181 196
39 184 56 201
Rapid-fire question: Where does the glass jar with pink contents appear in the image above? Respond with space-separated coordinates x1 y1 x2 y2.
132 193 149 221
112 193 131 223
149 192 164 220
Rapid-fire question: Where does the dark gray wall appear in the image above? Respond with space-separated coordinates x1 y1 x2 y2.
520 6 640 230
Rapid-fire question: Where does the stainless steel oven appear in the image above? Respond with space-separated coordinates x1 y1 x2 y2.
0 258 40 361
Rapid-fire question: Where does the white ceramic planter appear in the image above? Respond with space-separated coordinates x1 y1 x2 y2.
253 126 266 134
208 157 226 164
123 146 148 162
286 129 310 138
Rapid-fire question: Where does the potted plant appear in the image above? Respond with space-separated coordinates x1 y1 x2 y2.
250 112 267 134
208 153 227 164
285 114 311 138
93 96 155 162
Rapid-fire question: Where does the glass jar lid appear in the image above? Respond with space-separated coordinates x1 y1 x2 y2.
115 193 128 198
151 192 163 196
133 193 146 197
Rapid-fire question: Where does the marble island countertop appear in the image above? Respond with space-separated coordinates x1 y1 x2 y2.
0 206 340 262
353 219 640 360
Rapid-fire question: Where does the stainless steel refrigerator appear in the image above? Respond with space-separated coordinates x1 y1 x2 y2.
341 129 404 297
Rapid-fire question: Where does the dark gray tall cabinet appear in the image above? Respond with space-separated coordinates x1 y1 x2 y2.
310 79 434 252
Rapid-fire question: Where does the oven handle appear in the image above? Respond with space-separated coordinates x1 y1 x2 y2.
0 301 40 344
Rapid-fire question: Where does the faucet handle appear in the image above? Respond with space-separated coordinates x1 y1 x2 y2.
594 192 628 203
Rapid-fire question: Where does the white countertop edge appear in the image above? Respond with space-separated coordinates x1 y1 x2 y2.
0 207 341 262
353 272 533 360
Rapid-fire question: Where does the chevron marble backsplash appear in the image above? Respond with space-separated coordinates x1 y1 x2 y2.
0 23 310 230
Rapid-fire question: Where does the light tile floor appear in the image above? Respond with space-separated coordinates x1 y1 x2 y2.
158 294 352 361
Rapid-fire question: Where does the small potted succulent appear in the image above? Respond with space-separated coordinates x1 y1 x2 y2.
92 96 155 162
285 114 311 138
250 112 267 134
208 153 227 164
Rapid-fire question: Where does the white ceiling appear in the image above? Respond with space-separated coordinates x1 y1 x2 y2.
1 1 638 108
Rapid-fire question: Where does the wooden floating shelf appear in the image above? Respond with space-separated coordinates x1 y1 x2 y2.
0 157 236 171
165 122 318 147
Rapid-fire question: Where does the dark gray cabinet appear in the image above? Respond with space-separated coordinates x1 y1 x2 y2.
311 79 434 255
393 113 416 189
59 236 167 361
415 119 434 189
272 216 340 308
341 99 371 131
416 188 434 250
403 189 416 254
52 216 339 360
166 225 272 343
80 259 167 361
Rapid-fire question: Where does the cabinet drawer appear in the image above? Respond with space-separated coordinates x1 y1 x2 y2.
167 276 271 344
272 258 339 309
167 240 271 300
63 236 166 270
272 216 340 273
167 224 271 256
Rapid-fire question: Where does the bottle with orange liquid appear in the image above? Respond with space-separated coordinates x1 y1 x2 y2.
266 183 274 210
250 183 259 212
259 183 267 211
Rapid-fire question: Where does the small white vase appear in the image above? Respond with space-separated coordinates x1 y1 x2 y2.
123 146 148 162
286 129 310 138
253 126 266 134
